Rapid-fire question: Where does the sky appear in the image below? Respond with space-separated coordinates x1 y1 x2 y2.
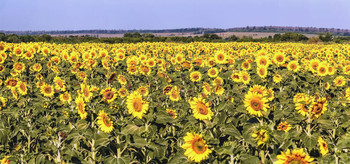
0 0 350 31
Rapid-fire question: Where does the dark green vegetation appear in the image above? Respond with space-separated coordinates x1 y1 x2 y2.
1 32 350 44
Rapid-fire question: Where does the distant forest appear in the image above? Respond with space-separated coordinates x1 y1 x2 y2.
1 26 350 36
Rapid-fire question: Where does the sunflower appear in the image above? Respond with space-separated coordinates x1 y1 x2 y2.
273 74 282 83
244 91 269 117
118 88 129 98
17 81 28 95
275 148 314 164
333 76 346 87
163 85 173 95
189 97 213 120
75 96 87 119
0 65 4 73
41 84 55 98
33 63 42 72
231 72 241 83
166 109 177 119
274 52 286 66
251 129 269 146
126 92 149 119
181 132 212 163
190 71 202 82
79 84 94 102
214 85 225 95
13 62 25 73
207 67 219 78
257 66 268 79
241 61 251 70
214 50 227 64
202 82 211 96
266 88 275 101
317 62 328 76
97 110 114 133
138 86 149 96
311 97 328 118
277 122 292 132
240 71 250 85
53 77 66 92
295 96 313 117
118 75 127 85
256 55 270 67
0 97 7 110
127 66 138 75
309 59 320 73
249 85 267 96
167 86 181 101
140 65 151 75
212 76 224 86
0 155 10 164
5 78 19 89
101 87 118 103
60 92 72 103
287 60 299 72
318 137 329 156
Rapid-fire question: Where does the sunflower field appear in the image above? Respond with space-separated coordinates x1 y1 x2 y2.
0 41 350 164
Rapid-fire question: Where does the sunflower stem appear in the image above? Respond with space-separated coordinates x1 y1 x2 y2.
91 139 96 164
117 135 121 158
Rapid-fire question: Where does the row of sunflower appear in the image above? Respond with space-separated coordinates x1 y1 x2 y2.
0 41 350 163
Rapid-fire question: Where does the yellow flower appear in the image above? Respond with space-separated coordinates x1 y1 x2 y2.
41 84 55 98
318 137 329 156
79 84 93 102
240 71 250 85
75 96 87 119
0 97 7 110
53 77 66 92
257 66 268 79
138 86 149 96
0 155 10 164
181 133 212 163
274 52 286 66
214 50 227 64
97 110 114 133
118 75 127 85
256 55 270 67
190 71 202 82
244 91 269 117
13 62 25 73
189 97 213 120
126 92 149 119
334 76 346 87
100 87 118 104
167 86 181 101
275 148 314 164
17 81 28 95
166 109 177 119
251 129 269 146
207 67 219 78
287 60 299 72
273 74 282 83
60 92 72 103
311 97 328 119
277 122 292 132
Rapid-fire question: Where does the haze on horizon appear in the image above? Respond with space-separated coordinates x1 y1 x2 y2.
0 0 349 31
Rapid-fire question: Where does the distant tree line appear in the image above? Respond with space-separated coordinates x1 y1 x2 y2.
1 32 350 44
2 26 350 36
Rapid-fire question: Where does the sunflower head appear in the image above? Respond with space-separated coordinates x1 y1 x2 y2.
126 92 149 119
275 148 314 164
97 110 114 133
181 132 212 163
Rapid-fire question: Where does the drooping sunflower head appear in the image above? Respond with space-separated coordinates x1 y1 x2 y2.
166 109 177 119
251 128 270 146
75 96 87 119
181 132 212 163
311 97 328 118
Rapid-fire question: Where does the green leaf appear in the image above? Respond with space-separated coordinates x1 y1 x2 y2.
241 154 260 164
148 143 166 158
222 125 242 139
168 149 188 164
130 136 148 148
121 124 146 136
0 128 8 144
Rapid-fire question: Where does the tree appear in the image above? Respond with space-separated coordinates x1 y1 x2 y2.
226 35 239 41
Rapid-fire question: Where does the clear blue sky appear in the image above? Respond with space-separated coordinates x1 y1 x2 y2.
0 0 349 31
